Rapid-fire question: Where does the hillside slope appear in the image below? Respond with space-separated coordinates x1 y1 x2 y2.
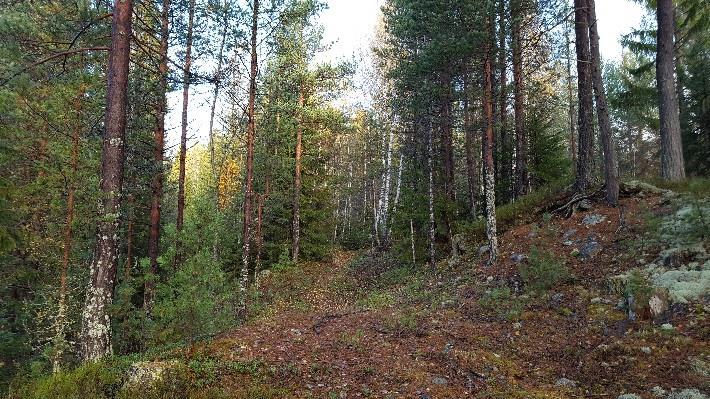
9 183 709 399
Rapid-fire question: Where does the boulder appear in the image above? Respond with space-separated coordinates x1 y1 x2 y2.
582 214 606 226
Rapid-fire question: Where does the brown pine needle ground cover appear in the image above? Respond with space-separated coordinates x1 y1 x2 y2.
191 190 707 398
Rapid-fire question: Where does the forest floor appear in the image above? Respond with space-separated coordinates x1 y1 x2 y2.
167 182 708 399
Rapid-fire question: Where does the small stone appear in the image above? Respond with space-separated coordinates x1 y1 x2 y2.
563 240 574 246
640 346 652 354
650 386 667 397
660 323 675 331
443 342 454 355
486 276 494 282
580 235 601 259
582 214 606 226
513 322 522 330
617 394 642 399
563 228 578 241
555 377 577 388
578 199 593 210
510 253 527 263
432 376 448 385
590 297 603 304
478 245 489 256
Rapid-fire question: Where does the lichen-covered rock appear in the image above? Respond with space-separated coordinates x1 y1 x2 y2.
555 377 577 388
651 269 710 303
618 394 642 399
666 389 708 399
125 360 180 388
582 214 606 226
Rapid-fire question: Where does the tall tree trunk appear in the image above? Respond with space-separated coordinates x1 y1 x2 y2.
566 13 577 170
497 0 510 202
240 0 259 313
513 0 528 198
483 27 499 266
176 0 195 235
464 75 478 216
209 2 229 181
292 85 304 263
379 122 395 244
55 84 84 373
656 0 685 180
587 0 619 204
426 117 436 265
574 0 594 192
145 0 170 315
440 74 455 245
254 180 269 285
80 0 132 362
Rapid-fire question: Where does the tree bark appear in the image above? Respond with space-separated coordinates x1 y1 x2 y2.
55 84 84 373
512 0 528 199
81 0 132 362
426 117 436 265
145 0 170 315
566 15 577 170
574 0 594 193
463 75 478 217
587 0 619 205
176 0 196 235
483 27 499 266
656 0 685 180
292 85 304 262
497 0 510 202
240 0 259 314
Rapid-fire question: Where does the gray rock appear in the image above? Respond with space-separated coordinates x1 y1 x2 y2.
563 240 574 246
563 228 578 240
650 386 667 397
640 346 652 354
590 297 603 304
667 389 709 399
125 360 179 389
555 377 577 388
617 394 642 399
432 376 448 385
580 236 602 259
582 214 606 226
443 342 454 355
478 245 489 256
511 253 527 263
660 323 675 331
578 199 593 211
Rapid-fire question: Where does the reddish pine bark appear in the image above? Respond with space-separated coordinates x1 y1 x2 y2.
240 0 259 313
81 0 132 362
145 0 170 314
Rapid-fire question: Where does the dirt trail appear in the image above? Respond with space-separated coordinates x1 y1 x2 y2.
202 192 708 398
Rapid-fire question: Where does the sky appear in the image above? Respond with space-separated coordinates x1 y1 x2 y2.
166 0 648 153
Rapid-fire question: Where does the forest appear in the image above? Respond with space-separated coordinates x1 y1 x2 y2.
0 0 708 397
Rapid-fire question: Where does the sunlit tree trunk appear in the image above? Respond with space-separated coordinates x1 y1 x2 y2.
81 0 132 362
426 117 436 265
587 0 619 204
483 32 498 266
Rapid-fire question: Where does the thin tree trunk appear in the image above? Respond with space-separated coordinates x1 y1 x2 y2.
240 0 259 314
145 0 169 315
566 13 577 169
55 84 84 373
176 0 195 236
209 3 229 181
379 123 394 244
464 75 478 217
483 33 499 266
292 85 304 263
81 0 132 362
254 180 269 286
410 218 416 266
440 76 454 245
426 118 436 266
656 0 685 180
574 0 594 192
513 0 528 198
497 0 510 202
587 0 619 205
